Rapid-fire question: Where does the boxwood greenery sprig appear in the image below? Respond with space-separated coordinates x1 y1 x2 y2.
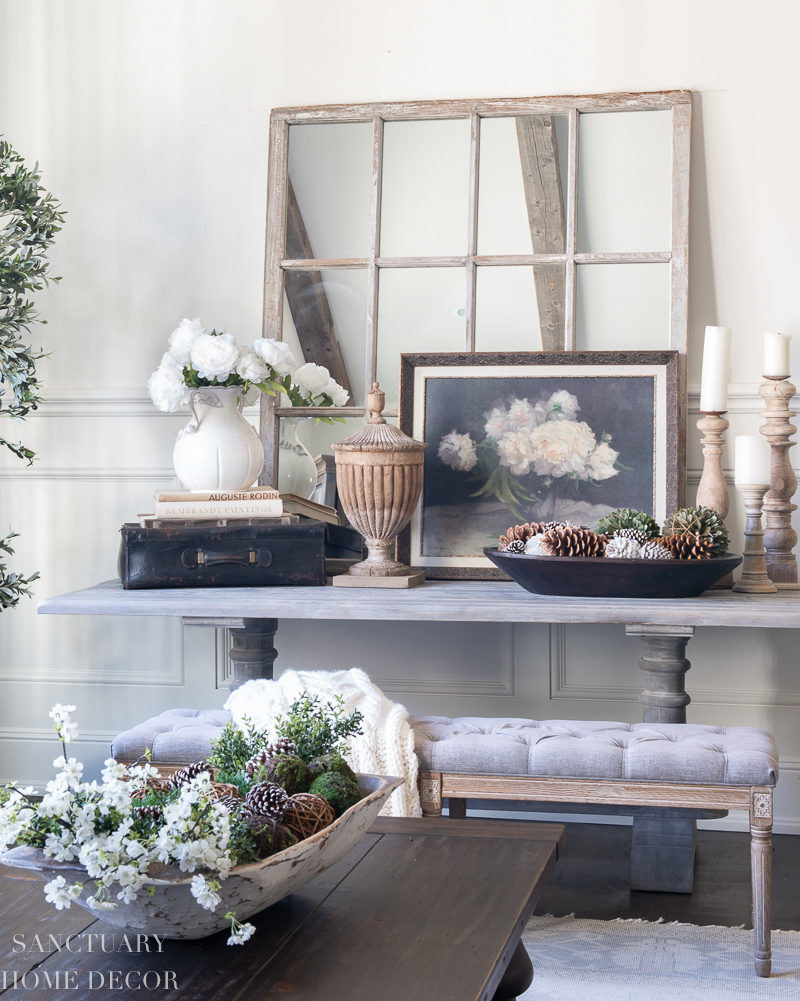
274 694 365 763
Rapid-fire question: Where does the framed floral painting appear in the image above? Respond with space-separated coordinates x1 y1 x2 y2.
397 351 681 579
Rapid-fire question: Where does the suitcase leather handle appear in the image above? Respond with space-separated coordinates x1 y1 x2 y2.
181 548 273 569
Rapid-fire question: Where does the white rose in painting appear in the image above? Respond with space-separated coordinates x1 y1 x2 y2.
496 428 538 476
190 332 239 381
252 337 298 377
582 440 619 481
321 377 350 407
235 349 269 383
147 362 190 412
168 317 205 364
527 419 596 478
294 362 332 398
438 431 478 472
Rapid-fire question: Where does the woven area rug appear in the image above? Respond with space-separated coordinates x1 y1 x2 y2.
520 916 800 1000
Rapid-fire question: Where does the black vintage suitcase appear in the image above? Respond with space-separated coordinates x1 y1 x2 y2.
118 521 326 589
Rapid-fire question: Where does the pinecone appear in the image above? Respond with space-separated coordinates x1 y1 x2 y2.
505 539 526 554
132 804 163 823
245 781 290 820
499 522 544 549
267 737 296 758
542 526 607 557
664 531 714 560
217 795 253 817
245 749 270 779
597 508 660 541
524 534 550 555
614 527 650 546
606 536 640 559
662 506 728 557
639 539 674 560
170 761 215 788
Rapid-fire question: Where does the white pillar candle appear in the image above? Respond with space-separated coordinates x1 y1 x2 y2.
763 332 792 378
699 325 732 412
734 435 771 486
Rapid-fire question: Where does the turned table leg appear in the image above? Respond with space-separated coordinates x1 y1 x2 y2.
626 624 700 892
229 618 278 690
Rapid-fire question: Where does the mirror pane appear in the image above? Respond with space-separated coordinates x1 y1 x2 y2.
578 110 671 253
475 265 566 351
478 115 568 256
380 119 470 257
376 268 466 401
576 263 670 350
287 123 373 259
281 270 368 406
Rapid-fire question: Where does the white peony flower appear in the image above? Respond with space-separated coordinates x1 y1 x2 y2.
147 362 190 413
320 377 349 407
582 440 620 482
506 398 539 429
543 390 580 421
438 431 478 472
496 428 538 476
190 332 240 381
294 362 332 398
526 420 597 478
168 317 205 364
252 337 298 376
235 349 269 384
484 406 510 440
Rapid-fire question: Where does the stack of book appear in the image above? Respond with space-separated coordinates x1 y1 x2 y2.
138 487 340 528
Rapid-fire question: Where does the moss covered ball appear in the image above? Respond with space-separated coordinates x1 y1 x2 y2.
308 751 358 785
308 772 362 817
249 815 298 858
264 753 311 795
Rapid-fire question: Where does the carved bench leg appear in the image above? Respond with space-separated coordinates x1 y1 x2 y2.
418 771 443 818
751 788 773 977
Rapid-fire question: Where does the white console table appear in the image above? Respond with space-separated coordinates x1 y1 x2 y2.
38 579 800 724
37 579 800 893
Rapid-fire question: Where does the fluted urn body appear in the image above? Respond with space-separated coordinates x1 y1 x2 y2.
333 383 428 577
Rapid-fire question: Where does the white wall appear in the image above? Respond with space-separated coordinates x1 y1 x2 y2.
1 0 799 832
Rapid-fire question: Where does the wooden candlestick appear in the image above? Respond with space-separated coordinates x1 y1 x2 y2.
732 484 777 593
695 412 730 519
758 377 800 589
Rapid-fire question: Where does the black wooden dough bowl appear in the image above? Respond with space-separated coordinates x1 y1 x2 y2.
484 548 743 599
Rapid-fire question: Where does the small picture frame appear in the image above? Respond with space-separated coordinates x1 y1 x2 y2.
398 351 681 579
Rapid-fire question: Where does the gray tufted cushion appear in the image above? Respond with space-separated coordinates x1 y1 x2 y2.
112 710 778 788
112 708 232 765
412 716 779 787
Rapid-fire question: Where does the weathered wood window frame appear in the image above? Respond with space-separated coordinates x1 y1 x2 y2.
261 91 692 491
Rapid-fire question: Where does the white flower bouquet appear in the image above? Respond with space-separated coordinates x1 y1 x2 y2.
147 318 348 423
438 390 623 519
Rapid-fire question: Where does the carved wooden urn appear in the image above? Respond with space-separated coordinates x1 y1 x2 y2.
333 382 428 584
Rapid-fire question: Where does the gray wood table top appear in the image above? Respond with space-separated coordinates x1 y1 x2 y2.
37 578 800 628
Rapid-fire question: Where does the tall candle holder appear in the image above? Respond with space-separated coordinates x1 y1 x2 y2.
695 412 730 519
732 484 777 593
758 376 800 589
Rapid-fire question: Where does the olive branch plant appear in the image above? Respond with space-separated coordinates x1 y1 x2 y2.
0 139 65 609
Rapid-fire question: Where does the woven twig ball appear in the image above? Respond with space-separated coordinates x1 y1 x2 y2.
210 781 242 801
283 793 336 840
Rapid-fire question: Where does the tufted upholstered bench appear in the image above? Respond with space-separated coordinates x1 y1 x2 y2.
112 709 778 977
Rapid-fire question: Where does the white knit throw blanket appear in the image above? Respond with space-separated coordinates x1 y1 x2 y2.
223 668 421 818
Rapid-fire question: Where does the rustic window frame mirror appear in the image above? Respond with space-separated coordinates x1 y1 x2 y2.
259 91 691 497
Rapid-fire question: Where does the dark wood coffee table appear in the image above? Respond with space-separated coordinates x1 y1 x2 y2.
1 817 564 1000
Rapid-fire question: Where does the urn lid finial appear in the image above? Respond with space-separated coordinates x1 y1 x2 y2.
332 381 428 455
